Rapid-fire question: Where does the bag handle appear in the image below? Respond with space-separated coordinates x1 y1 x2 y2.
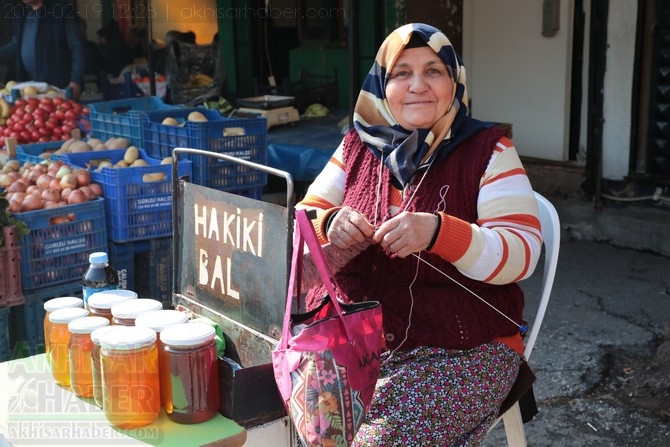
279 209 351 349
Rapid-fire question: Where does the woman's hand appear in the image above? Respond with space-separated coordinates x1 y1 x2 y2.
326 206 375 249
373 211 439 258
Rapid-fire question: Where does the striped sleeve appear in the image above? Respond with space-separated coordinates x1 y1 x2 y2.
297 141 347 211
428 137 542 284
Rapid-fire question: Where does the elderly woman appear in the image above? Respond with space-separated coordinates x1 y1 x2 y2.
297 23 542 445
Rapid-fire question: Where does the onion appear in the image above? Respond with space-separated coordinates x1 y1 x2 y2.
50 215 70 225
20 194 43 212
7 180 27 193
26 185 41 195
78 186 95 201
74 169 91 187
47 161 63 175
56 165 72 179
88 182 103 197
41 188 61 202
0 174 12 187
67 189 87 204
49 177 63 191
36 173 53 190
43 200 60 209
60 188 72 201
60 173 77 190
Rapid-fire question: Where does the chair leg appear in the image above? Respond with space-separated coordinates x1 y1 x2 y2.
503 403 528 447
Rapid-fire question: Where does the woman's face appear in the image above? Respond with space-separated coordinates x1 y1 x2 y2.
385 46 454 131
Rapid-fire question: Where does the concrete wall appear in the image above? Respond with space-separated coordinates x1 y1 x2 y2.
463 0 573 162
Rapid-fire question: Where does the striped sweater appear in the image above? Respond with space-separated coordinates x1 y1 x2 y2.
299 132 542 287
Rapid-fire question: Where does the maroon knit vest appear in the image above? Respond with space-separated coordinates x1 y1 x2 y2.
328 128 524 351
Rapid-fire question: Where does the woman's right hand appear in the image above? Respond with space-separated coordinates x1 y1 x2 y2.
326 206 375 249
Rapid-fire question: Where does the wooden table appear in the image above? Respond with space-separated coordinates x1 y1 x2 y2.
0 354 247 446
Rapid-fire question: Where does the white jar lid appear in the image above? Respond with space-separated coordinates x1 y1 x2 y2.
88 290 138 309
91 325 122 344
100 326 157 350
44 296 83 312
160 322 216 347
48 307 90 324
135 310 189 332
111 298 163 319
68 316 110 334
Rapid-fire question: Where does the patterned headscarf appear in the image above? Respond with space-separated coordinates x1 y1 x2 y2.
353 23 490 187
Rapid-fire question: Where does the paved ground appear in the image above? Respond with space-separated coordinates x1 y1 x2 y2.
483 233 670 446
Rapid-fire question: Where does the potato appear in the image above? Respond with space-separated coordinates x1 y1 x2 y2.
93 143 108 151
162 117 178 126
59 138 78 153
187 111 208 122
69 141 93 153
106 137 130 149
95 160 113 171
124 146 140 164
131 159 149 167
143 173 166 182
161 157 173 164
86 138 104 147
114 160 129 168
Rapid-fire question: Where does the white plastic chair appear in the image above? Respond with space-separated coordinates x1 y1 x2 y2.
489 192 561 446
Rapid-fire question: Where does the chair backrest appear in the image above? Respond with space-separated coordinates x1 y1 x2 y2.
523 192 561 360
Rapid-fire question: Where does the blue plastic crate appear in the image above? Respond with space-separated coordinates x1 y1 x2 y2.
15 198 108 290
15 140 68 164
8 280 82 359
0 306 10 362
89 96 180 147
134 236 173 308
65 149 192 242
108 239 151 291
141 108 268 192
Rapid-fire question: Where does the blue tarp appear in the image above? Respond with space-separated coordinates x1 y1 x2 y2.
266 143 335 182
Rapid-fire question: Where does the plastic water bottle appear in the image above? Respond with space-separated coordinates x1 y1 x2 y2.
82 252 119 306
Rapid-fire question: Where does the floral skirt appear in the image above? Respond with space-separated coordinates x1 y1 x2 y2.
351 342 521 447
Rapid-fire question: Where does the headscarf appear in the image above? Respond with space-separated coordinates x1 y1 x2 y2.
353 23 490 187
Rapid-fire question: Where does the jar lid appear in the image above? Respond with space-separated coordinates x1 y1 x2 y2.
111 298 163 319
100 326 157 350
44 296 84 312
91 325 121 344
48 307 90 324
68 316 110 334
135 310 189 332
160 322 216 347
89 252 109 264
88 290 138 309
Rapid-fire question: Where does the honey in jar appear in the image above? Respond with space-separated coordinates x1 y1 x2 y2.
159 322 220 424
135 310 189 408
100 326 161 428
87 290 138 323
68 316 110 398
90 325 121 408
43 297 83 366
111 298 163 326
48 307 89 386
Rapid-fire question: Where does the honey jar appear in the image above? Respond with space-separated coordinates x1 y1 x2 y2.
90 325 121 408
135 310 189 408
100 326 161 428
159 322 220 424
111 298 163 326
48 307 89 386
67 316 110 398
87 290 138 323
43 297 83 366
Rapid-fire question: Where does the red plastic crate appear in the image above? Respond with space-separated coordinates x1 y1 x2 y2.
15 198 108 290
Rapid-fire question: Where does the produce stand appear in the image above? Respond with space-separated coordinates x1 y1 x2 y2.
171 148 296 444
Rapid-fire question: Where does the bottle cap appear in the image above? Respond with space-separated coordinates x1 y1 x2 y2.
88 290 138 310
89 252 109 264
100 326 157 350
44 296 84 312
68 316 110 334
135 310 189 333
160 322 216 347
48 307 89 324
91 325 121 345
111 298 163 320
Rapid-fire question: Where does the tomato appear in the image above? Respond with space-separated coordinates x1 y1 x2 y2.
14 99 24 107
82 106 89 115
52 127 62 137
64 110 77 120
20 130 31 141
60 101 73 110
33 118 44 129
38 127 51 136
45 119 57 130
52 97 64 106
54 109 65 121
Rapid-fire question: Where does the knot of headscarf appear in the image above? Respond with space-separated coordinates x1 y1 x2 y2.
353 23 490 187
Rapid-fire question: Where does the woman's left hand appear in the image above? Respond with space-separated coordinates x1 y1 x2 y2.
373 211 439 258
